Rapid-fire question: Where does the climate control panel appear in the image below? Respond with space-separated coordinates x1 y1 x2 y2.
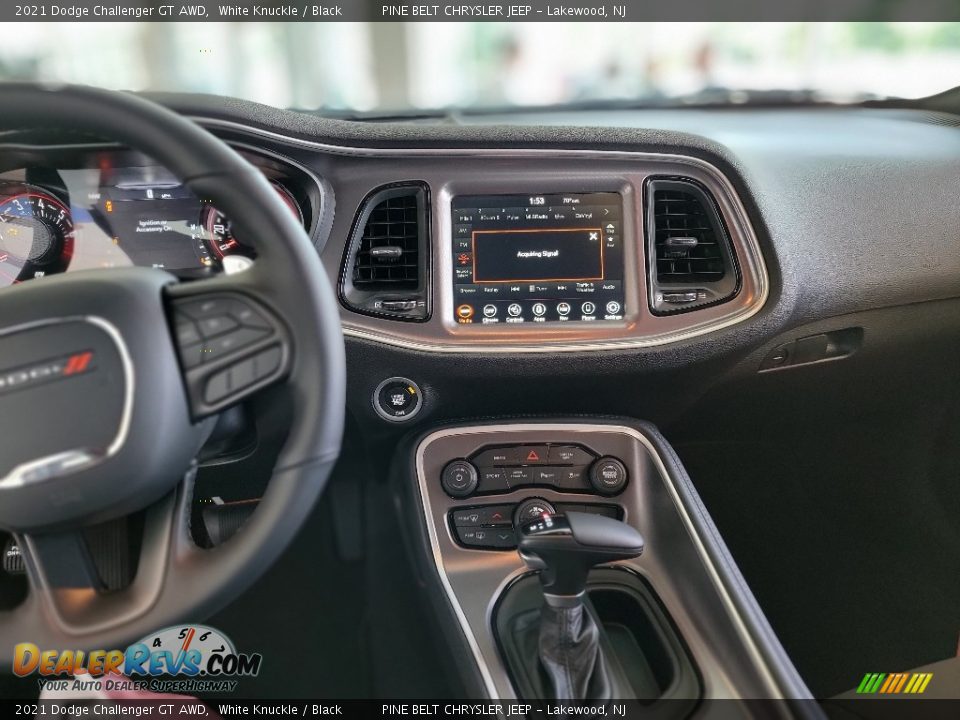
440 442 629 498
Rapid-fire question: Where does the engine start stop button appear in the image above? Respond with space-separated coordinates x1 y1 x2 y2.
373 377 423 422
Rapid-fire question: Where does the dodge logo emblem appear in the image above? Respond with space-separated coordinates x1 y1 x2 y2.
0 351 95 395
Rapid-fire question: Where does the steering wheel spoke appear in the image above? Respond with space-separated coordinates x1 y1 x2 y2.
5 482 183 640
166 279 293 420
19 530 104 590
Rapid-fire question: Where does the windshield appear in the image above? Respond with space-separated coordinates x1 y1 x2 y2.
1 21 958 113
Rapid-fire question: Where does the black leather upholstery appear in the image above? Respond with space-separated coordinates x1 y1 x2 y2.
537 601 612 701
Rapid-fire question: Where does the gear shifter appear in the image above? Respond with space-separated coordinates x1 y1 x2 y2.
519 511 645 605
517 511 645 700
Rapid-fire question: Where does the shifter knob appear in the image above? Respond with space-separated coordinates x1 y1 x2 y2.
518 511 644 605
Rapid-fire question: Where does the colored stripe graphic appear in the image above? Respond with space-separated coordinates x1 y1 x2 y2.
63 351 93 376
857 672 932 694
893 673 909 693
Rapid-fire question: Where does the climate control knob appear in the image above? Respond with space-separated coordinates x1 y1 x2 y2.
441 460 479 498
514 498 557 527
589 456 629 496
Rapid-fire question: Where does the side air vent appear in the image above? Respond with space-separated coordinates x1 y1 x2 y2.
646 178 739 314
340 184 430 321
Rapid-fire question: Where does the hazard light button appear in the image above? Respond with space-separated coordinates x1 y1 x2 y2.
519 446 549 464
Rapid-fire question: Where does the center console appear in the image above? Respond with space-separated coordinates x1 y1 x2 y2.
402 420 809 709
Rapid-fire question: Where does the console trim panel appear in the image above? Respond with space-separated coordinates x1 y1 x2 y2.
414 423 791 701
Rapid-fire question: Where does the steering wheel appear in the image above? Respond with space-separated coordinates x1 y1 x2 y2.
0 84 345 659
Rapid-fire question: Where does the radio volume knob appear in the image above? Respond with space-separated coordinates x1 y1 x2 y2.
441 460 479 498
589 457 629 496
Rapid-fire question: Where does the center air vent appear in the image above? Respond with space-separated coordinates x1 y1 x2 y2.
646 178 739 314
353 193 420 288
340 184 430 321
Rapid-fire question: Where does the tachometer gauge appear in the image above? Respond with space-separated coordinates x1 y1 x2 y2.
199 181 302 274
0 190 74 286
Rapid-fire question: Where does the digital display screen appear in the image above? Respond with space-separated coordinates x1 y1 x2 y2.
451 193 624 324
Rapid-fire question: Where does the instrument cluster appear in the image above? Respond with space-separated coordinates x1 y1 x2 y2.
0 151 313 287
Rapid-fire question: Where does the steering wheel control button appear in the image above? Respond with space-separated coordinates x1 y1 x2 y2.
179 342 204 369
179 297 233 319
514 498 557 526
172 293 291 418
175 321 201 347
201 344 287 406
441 460 479 499
253 346 283 379
197 315 239 338
589 457 629 496
207 327 269 357
226 300 271 330
373 377 423 422
204 370 231 404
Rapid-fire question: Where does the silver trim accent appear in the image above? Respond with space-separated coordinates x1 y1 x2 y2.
0 315 135 489
212 139 326 244
191 117 770 355
372 376 423 423
415 423 786 699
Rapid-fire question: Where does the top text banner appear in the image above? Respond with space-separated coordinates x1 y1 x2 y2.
5 0 960 22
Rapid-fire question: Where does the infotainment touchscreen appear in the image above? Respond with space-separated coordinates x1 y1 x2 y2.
451 193 624 324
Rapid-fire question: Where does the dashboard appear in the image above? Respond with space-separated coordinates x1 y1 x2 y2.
4 95 959 703
4 99 960 425
0 138 768 354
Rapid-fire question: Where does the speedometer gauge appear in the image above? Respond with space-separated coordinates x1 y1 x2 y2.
0 189 74 286
199 181 302 273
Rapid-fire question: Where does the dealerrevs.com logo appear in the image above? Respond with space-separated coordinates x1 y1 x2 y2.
13 624 262 694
